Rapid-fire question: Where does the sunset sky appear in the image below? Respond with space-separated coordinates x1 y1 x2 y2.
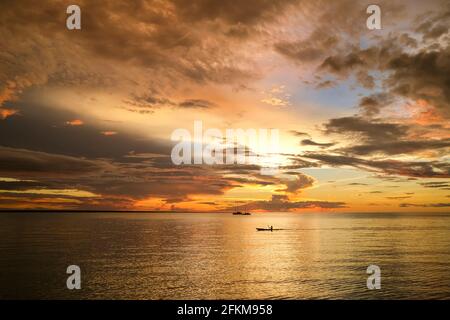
0 0 449 212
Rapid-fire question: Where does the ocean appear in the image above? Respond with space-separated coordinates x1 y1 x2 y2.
1 212 449 299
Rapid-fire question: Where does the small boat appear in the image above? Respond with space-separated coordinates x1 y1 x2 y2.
256 227 282 231
232 203 251 215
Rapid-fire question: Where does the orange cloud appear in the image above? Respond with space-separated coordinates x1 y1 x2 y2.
413 99 444 125
0 82 17 106
0 108 19 120
101 131 118 136
66 119 84 126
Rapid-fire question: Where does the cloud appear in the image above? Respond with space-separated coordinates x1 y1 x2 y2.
274 1 449 127
124 94 176 111
386 48 450 119
1 0 448 211
275 29 339 64
0 108 19 120
172 0 300 26
302 153 450 179
0 100 172 159
178 99 216 109
66 119 84 126
301 139 334 148
0 146 105 177
400 202 450 208
322 116 450 156
261 97 289 107
419 181 450 190
278 172 315 194
2 0 282 109
324 116 408 142
241 194 347 211
273 0 405 68
0 179 50 191
313 8 450 119
344 139 450 156
386 196 412 200
101 131 118 136
0 146 247 209
289 130 310 138
124 95 216 113
358 93 393 117
320 52 365 76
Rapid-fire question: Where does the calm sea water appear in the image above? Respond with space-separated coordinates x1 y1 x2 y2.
0 212 449 299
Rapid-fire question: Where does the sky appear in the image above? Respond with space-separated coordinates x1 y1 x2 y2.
0 0 449 212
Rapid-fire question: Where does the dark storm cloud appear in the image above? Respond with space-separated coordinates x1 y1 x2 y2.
275 29 339 64
3 0 296 105
324 44 450 119
322 116 450 156
172 0 300 25
324 117 409 142
273 0 406 67
302 153 450 179
0 146 104 177
386 48 450 119
320 52 365 75
0 146 245 209
0 143 322 210
1 0 448 211
0 100 172 160
313 9 450 119
274 1 450 120
344 139 450 156
271 1 450 190
0 180 51 190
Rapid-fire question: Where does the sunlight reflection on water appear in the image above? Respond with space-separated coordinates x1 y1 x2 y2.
0 212 449 299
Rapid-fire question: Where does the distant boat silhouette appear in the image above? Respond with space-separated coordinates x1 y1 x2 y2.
256 226 282 231
232 203 251 215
